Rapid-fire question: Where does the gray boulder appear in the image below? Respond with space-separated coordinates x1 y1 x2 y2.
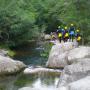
24 67 62 74
44 34 51 40
68 46 90 64
0 49 8 56
0 55 26 75
58 58 90 87
46 42 76 68
68 76 90 90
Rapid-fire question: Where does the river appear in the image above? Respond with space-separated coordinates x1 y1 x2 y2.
0 42 60 90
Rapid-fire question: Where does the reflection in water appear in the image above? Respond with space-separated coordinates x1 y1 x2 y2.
15 72 60 90
0 75 18 90
0 69 60 90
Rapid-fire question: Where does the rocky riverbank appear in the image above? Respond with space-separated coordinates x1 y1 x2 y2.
46 41 90 90
0 49 26 75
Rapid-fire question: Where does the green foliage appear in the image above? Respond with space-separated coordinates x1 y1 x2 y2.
0 0 89 47
40 42 53 58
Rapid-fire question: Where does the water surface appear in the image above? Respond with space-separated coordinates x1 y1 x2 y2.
0 42 60 90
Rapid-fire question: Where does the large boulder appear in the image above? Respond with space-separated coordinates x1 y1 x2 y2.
46 42 76 68
0 55 26 75
68 46 90 64
68 76 90 90
58 58 90 87
0 49 8 56
44 34 51 40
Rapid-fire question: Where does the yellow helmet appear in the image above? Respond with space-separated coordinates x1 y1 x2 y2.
76 29 80 32
65 26 67 30
58 26 61 29
71 24 74 26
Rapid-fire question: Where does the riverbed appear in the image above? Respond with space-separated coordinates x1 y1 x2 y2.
0 42 60 90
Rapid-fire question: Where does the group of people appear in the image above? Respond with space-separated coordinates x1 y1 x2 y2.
51 24 82 43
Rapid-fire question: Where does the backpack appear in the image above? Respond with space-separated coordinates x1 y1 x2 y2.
64 33 69 37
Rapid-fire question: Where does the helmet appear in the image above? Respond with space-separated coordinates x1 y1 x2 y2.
71 24 74 26
58 26 61 29
65 26 67 30
76 29 80 32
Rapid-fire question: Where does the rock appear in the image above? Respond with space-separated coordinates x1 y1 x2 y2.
58 58 90 87
0 55 26 75
46 52 68 69
0 49 8 56
24 67 62 74
46 42 76 68
68 76 90 90
19 87 61 90
44 34 51 40
68 46 90 64
19 87 67 90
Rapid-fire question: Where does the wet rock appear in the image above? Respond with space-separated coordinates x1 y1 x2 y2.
24 67 62 74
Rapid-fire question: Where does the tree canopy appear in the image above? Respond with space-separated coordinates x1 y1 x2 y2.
0 0 89 47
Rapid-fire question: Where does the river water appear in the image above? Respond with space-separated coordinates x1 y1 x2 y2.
0 42 60 90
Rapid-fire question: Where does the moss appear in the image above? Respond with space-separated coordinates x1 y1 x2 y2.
0 85 6 90
14 74 37 87
40 41 53 58
7 50 16 57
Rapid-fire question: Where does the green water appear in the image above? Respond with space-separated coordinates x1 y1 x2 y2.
0 72 60 90
0 42 60 90
13 42 47 66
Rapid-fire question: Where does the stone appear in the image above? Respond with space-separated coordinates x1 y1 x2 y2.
44 34 51 40
68 76 90 90
58 58 90 87
46 42 76 68
24 67 62 74
0 55 26 75
68 46 90 64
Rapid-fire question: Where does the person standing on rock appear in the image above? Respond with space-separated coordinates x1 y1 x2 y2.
63 26 69 42
75 29 82 43
69 24 75 42
56 26 63 43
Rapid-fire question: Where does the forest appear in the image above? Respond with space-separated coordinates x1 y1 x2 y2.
0 0 90 48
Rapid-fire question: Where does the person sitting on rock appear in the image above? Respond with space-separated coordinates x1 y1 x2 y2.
63 26 69 42
69 24 75 42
